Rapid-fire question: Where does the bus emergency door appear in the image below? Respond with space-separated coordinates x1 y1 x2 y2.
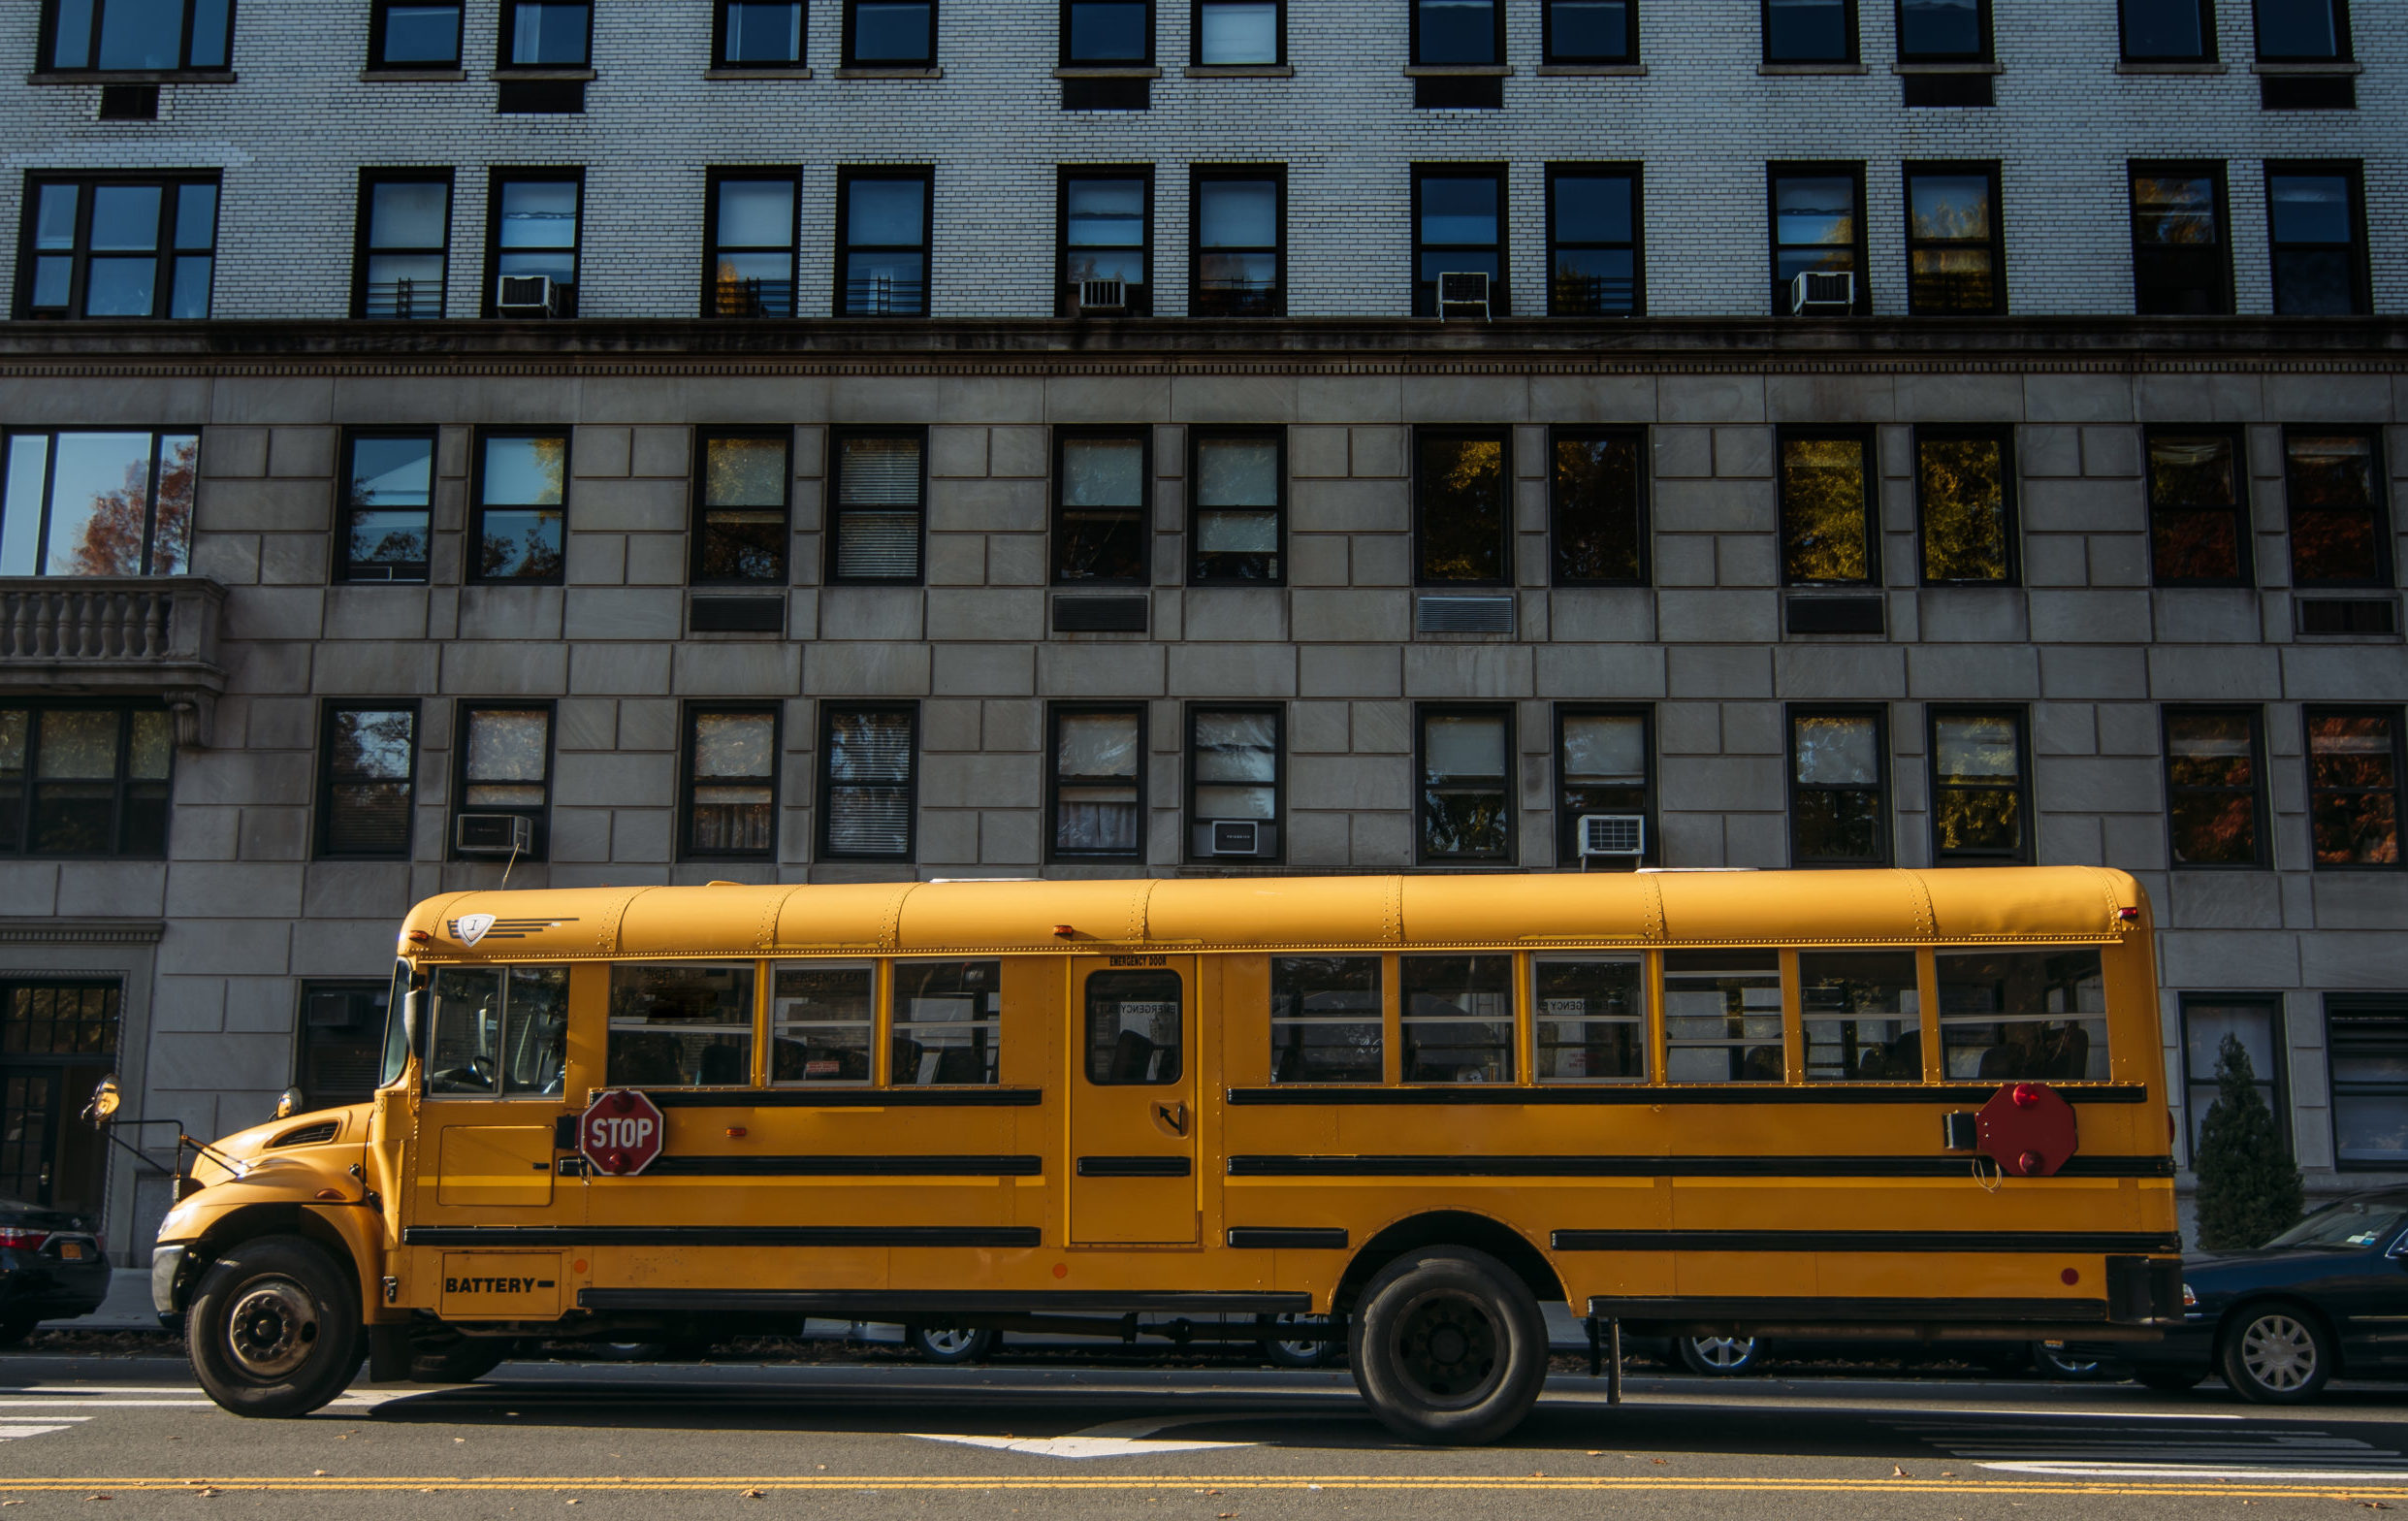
1068 957 1200 1245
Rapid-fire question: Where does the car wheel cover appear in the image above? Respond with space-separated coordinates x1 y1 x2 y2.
1267 1312 1331 1360
2240 1314 2317 1391
1691 1337 1756 1371
1391 1289 1501 1406
921 1329 980 1356
224 1277 318 1379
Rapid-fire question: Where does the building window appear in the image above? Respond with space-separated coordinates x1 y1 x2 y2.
1904 164 2003 314
353 172 450 320
693 430 789 584
2266 163 2367 316
0 704 172 858
454 703 553 860
1416 429 1510 586
1063 0 1150 63
2307 708 2403 869
1418 706 1514 863
1916 428 2016 586
1412 166 1506 317
1053 430 1149 585
337 429 434 583
717 0 803 65
1547 165 1642 316
683 706 779 859
1049 706 1145 860
1412 0 1501 62
706 170 798 317
2286 429 2391 589
1270 956 1380 1084
2145 429 2251 586
18 175 217 321
2165 707 2266 868
2122 0 2212 58
318 702 417 859
0 430 196 577
828 429 925 583
835 169 929 317
1768 165 1866 314
1778 430 1875 586
1189 428 1283 583
370 1 463 66
1192 168 1281 316
2129 163 2231 315
847 0 934 65
1188 707 1281 861
1194 0 1279 63
1897 0 1987 57
1930 707 2030 863
819 704 915 861
2181 995 2286 1161
1789 707 1889 866
2329 997 2408 1171
499 0 589 65
1059 168 1152 316
1551 428 1646 585
1557 707 1652 866
2256 0 2347 58
483 172 581 315
298 982 390 1112
471 431 566 583
1544 0 1636 62
1763 0 1856 63
42 0 232 69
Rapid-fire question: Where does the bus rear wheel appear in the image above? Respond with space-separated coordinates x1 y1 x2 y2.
185 1235 362 1418
1348 1247 1547 1445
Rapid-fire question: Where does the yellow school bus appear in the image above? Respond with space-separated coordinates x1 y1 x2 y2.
138 865 2180 1441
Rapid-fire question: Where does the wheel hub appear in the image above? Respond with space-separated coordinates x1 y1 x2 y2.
1395 1294 1498 1402
225 1278 317 1378
2242 1315 2316 1390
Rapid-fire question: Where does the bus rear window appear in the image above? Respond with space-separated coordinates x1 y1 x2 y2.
1533 956 1645 1083
607 963 755 1087
771 964 873 1084
893 959 1001 1085
1936 948 2107 1082
1401 955 1513 1084
1801 950 1920 1082
1663 951 1782 1083
1270 955 1382 1084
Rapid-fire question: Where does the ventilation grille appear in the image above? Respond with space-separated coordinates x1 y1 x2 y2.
1416 594 1514 633
1785 594 1885 635
1052 595 1149 633
2296 597 2398 636
690 596 786 633
271 1121 339 1149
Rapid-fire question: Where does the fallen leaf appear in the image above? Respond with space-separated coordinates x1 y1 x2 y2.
311 1472 328 1477
1892 1466 1910 1478
196 1489 221 1500
1650 1459 1665 1466
3 1501 25 1506
83 1497 111 1504
1585 1451 1602 1457
2360 1505 2392 1511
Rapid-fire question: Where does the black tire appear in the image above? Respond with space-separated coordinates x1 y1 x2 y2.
589 1341 668 1362
2220 1305 2333 1405
1257 1312 1342 1369
1676 1335 1766 1376
0 1315 38 1349
1347 1247 1549 1446
185 1235 362 1418
406 1329 513 1383
2134 1364 2208 1393
905 1324 997 1364
2029 1341 2106 1381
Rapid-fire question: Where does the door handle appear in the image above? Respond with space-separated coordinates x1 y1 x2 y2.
1153 1100 1189 1138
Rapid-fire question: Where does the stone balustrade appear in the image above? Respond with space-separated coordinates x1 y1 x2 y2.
0 577 227 745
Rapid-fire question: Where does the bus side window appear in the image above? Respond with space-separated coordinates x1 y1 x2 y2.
1400 955 1513 1084
1799 950 1920 1083
607 963 755 1088
1935 948 2107 1083
1084 970 1183 1085
892 959 1001 1085
1662 951 1782 1083
1533 955 1645 1083
1269 955 1383 1084
425 965 569 1097
771 963 874 1084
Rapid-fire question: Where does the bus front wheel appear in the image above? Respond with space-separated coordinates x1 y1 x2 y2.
1348 1247 1548 1445
185 1235 362 1418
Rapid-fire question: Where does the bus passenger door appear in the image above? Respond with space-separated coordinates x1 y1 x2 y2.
1068 959 1199 1246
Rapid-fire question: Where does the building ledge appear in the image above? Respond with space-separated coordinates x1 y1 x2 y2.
490 67 596 81
28 69 235 84
0 577 226 746
1402 64 1513 76
2114 60 2228 74
2252 59 2360 74
1184 64 1292 78
0 918 165 945
360 67 468 81
834 65 942 79
1052 65 1160 78
1893 60 2004 73
1536 63 1647 76
704 66 812 79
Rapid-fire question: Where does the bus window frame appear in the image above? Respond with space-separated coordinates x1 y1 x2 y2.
767 958 878 1088
1528 950 1651 1085
889 956 1005 1087
602 959 763 1091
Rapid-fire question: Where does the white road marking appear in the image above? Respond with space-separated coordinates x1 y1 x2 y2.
0 1399 212 1408
1982 1462 2408 1482
0 1417 92 1440
911 1410 1297 1459
1894 1415 2408 1483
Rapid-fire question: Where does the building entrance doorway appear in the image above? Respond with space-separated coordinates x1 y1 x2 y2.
0 981 119 1215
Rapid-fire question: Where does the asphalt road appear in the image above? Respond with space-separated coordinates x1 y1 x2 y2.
5 1351 2408 1519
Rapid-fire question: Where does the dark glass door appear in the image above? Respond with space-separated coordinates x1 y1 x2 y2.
0 981 119 1214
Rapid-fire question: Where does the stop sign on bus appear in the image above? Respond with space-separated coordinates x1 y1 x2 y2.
579 1088 665 1176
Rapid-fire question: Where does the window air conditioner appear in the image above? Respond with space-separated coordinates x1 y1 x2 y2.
495 275 562 316
1076 278 1128 314
1576 813 1646 858
456 813 534 855
1208 821 1262 857
1437 270 1491 320
1789 270 1855 315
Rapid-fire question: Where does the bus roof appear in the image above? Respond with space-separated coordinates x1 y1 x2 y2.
398 865 2145 962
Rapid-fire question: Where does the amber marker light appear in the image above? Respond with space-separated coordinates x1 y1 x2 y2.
1053 924 1076 938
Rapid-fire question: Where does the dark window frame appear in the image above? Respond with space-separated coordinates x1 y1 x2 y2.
2284 424 2392 590
2179 992 2288 1163
2304 704 2406 872
1760 0 1859 63
1184 702 1285 864
2264 159 2370 317
832 165 932 318
703 165 801 318
1902 160 2006 315
713 0 806 67
1415 702 1518 866
1410 0 1504 64
1554 703 1655 867
2255 0 2349 60
1186 424 1287 586
1913 424 2020 587
497 0 592 67
844 0 938 65
690 425 792 586
351 168 453 320
1787 703 1892 868
40 0 234 72
1926 703 2033 865
1057 164 1155 317
2163 704 2270 871
1050 424 1153 587
1046 701 1149 863
2120 0 2216 60
467 425 570 586
816 701 918 863
0 426 198 578
0 698 176 859
680 701 783 862
336 425 437 584
2128 159 2233 316
450 698 556 861
2144 424 2253 588
480 167 583 317
1549 424 1650 587
1895 0 1991 60
1189 164 1284 317
2328 993 2408 1172
1766 161 1871 315
1542 0 1638 63
824 425 928 586
1410 162 1509 318
315 698 419 861
1190 0 1283 64
15 170 220 321
368 0 463 67
1544 162 1644 317
1778 425 1878 588
1413 425 1514 589
295 978 391 1113
1059 0 1153 65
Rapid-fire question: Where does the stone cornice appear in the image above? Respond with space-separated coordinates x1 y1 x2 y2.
0 918 166 945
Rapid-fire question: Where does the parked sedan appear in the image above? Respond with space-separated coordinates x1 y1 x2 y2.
2101 1190 2408 1404
0 1198 110 1345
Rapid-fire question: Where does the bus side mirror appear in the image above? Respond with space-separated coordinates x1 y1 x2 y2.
273 1087 305 1120
82 1074 121 1128
401 988 426 1055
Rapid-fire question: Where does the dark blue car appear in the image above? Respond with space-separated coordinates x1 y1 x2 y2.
0 1196 111 1345
2099 1190 2408 1404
